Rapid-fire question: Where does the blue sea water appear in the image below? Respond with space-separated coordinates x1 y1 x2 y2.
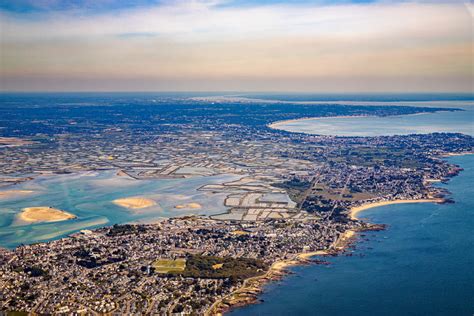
231 154 474 316
272 101 474 136
0 171 239 248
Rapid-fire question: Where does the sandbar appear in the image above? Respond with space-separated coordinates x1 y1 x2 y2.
350 199 443 220
174 202 202 210
113 197 156 209
0 190 34 200
19 207 76 223
0 137 33 147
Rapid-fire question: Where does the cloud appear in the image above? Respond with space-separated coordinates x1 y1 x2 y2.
0 0 472 91
1 1 470 41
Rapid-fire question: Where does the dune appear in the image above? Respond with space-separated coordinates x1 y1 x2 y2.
113 197 156 209
20 206 76 223
174 202 202 210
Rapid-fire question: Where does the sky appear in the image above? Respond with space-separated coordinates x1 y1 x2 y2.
0 0 472 92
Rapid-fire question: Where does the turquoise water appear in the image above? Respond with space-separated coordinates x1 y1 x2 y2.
231 155 474 316
272 102 474 136
0 171 239 248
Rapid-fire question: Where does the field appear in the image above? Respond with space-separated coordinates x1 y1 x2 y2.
153 258 186 274
312 184 375 202
167 255 268 282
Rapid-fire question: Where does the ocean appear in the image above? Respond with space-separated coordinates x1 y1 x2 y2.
270 101 474 136
230 155 474 316
230 96 473 315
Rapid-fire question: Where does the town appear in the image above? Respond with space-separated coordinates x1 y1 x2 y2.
0 96 472 314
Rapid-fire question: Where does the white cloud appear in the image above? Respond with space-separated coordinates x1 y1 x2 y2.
0 0 472 91
1 1 471 42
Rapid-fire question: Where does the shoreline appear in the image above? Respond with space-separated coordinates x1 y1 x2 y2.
208 198 444 315
266 109 461 132
349 198 444 220
267 115 371 130
206 229 360 316
440 152 474 158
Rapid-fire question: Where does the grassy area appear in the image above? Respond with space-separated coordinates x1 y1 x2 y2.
328 147 423 169
166 255 268 282
312 184 375 202
153 258 186 274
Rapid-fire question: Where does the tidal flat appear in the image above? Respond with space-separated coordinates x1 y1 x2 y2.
0 170 240 248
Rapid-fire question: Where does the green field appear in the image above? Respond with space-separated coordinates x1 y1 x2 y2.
169 255 268 281
153 258 186 273
312 184 375 202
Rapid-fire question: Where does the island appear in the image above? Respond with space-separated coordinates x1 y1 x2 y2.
19 207 76 223
113 197 157 209
174 202 202 209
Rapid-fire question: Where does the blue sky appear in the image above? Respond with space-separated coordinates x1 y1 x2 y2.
0 0 396 13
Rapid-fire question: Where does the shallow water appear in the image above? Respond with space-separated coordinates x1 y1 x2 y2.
0 171 239 248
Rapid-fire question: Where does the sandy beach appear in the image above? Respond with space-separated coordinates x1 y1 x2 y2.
350 199 443 220
174 202 202 209
267 115 371 130
207 197 436 315
0 190 34 200
440 152 474 157
113 197 156 209
206 229 357 316
19 207 76 223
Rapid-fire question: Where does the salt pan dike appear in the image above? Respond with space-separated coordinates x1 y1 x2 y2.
0 170 240 248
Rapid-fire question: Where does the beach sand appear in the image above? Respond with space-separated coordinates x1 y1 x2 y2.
113 197 156 209
267 115 371 130
350 199 443 220
174 202 202 210
19 206 76 223
0 190 34 200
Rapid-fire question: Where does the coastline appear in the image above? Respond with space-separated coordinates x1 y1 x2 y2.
440 152 474 157
206 229 360 316
266 109 462 133
267 115 371 130
207 198 444 315
349 198 444 220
